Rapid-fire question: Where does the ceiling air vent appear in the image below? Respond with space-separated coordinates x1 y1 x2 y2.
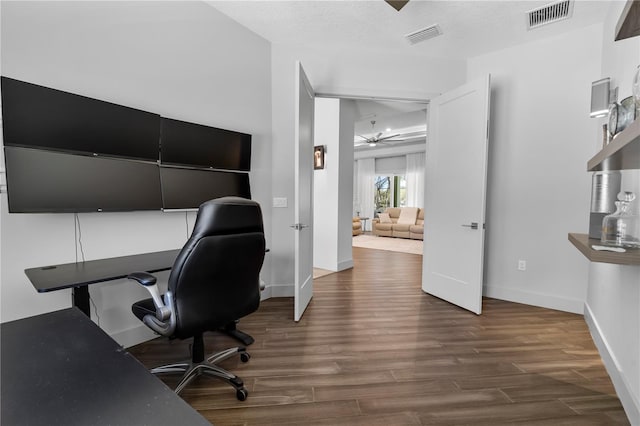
405 24 442 45
527 0 573 30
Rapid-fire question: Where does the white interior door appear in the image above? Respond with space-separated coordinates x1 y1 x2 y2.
294 61 315 321
422 75 491 315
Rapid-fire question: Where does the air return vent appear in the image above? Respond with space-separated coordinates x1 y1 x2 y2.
405 24 442 45
527 0 573 30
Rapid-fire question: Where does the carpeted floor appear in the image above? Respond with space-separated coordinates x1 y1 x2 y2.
352 233 423 255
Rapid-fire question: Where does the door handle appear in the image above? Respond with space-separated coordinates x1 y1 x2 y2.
461 222 479 230
289 223 309 230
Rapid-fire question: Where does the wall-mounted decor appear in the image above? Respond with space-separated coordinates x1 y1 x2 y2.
314 145 325 170
590 77 611 118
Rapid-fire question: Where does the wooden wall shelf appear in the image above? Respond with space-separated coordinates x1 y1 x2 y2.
588 118 640 172
568 233 640 266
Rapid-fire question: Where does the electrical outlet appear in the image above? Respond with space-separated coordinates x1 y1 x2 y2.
518 260 527 271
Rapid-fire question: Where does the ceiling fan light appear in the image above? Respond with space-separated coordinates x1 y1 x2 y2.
369 142 377 147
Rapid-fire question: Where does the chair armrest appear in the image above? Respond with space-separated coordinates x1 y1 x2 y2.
127 272 168 320
127 272 176 336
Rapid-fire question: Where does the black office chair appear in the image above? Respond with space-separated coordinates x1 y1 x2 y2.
128 197 265 400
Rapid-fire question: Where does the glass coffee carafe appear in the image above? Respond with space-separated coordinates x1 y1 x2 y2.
601 191 640 248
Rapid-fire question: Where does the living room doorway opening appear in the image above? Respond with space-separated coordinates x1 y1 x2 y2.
312 94 427 280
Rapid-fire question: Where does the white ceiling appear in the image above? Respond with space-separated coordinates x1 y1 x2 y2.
209 0 610 60
208 0 611 150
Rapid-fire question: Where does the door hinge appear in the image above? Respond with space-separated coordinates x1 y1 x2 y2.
289 223 309 230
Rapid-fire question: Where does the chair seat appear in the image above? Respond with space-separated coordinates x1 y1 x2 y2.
132 298 157 322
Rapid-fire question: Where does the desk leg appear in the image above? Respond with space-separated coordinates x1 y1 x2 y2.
73 286 91 317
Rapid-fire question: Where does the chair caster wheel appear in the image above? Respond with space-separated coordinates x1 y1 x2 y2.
240 352 251 363
236 388 248 401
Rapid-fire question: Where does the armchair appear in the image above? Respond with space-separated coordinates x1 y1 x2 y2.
128 197 265 400
352 217 363 236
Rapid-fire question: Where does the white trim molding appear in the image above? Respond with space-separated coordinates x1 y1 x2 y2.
483 284 583 314
584 302 640 425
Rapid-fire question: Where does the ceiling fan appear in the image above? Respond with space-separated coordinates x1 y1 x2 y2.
385 0 410 12
355 120 405 147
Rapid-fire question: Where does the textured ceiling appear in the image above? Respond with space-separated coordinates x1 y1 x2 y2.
209 0 610 60
208 0 610 148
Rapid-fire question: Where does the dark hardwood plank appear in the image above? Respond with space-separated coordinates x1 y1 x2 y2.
129 247 630 425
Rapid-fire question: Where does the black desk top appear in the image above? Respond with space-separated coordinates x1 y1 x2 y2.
1 307 211 426
25 249 180 292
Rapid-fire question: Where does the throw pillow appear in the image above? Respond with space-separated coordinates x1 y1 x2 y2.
378 213 392 223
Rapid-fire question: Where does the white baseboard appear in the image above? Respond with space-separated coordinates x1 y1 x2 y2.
265 282 294 298
584 303 640 425
483 284 583 314
110 323 158 349
337 259 354 271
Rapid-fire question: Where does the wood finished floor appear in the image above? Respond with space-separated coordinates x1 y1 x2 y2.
129 247 629 425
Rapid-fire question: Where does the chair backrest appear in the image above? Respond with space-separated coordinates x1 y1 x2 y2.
168 197 266 339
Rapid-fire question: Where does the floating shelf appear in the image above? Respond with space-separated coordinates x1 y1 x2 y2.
588 118 640 172
568 233 640 266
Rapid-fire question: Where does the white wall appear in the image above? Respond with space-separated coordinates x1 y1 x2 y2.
312 97 356 272
584 2 640 423
0 1 272 347
337 99 357 270
313 98 341 270
269 42 466 295
468 24 603 314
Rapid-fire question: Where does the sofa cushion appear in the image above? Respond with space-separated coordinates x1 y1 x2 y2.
386 208 402 220
409 224 423 234
397 207 418 225
376 223 393 231
378 212 392 223
392 223 411 232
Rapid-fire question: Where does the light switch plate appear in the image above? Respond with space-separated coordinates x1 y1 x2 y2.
273 197 288 208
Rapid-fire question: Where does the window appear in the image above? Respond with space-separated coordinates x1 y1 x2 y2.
375 175 406 212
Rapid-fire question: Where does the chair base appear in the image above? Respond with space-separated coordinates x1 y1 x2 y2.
151 344 251 400
220 321 255 346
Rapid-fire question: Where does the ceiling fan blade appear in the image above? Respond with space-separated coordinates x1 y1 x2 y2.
385 0 409 12
377 133 401 141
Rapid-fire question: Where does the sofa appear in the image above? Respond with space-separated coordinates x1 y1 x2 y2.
372 207 424 240
352 217 362 236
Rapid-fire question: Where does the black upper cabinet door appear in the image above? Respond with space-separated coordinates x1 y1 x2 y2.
160 117 251 171
1 76 161 161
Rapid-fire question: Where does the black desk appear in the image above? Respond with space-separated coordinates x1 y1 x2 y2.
1 307 211 426
23 248 261 345
25 249 180 316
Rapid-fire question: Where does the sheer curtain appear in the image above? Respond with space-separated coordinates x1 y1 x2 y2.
355 158 375 231
406 152 425 208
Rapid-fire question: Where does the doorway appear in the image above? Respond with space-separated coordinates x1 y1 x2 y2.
312 95 428 274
